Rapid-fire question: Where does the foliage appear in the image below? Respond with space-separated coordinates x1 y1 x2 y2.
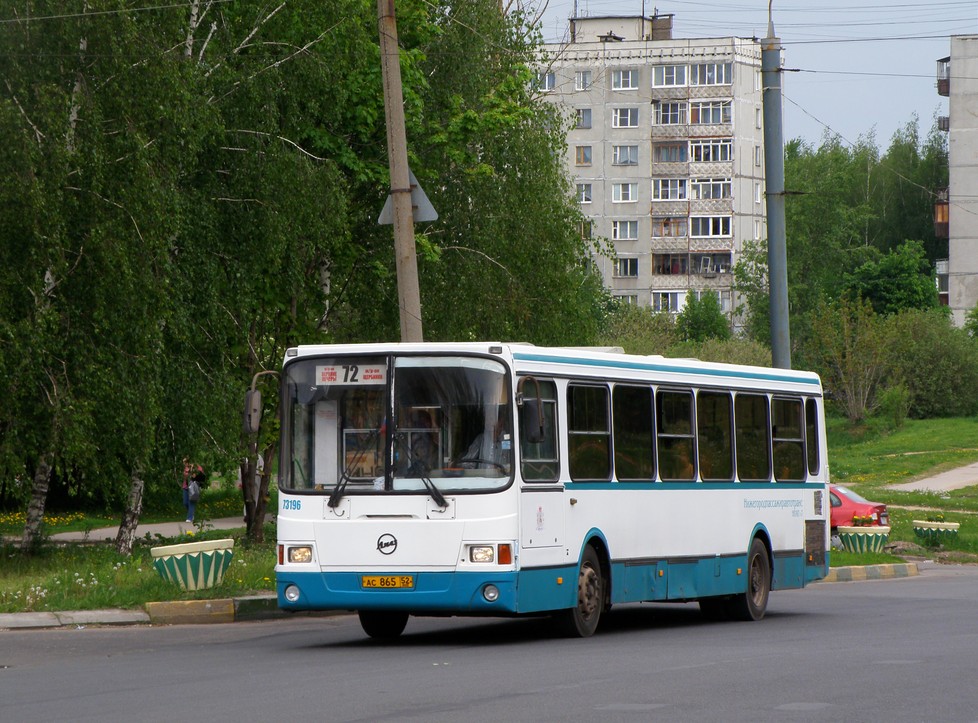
843 239 939 315
807 296 888 423
0 0 607 544
876 383 910 429
596 302 677 355
676 291 731 342
882 309 978 418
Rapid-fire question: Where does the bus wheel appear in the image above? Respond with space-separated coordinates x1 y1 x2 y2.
555 546 604 637
358 610 409 639
728 538 771 621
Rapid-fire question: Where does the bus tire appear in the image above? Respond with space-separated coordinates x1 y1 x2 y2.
728 537 771 621
358 610 409 639
554 545 604 638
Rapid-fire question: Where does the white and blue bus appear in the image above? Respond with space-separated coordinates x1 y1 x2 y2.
275 342 829 638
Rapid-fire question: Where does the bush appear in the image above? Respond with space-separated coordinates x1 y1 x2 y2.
876 383 910 428
884 310 978 418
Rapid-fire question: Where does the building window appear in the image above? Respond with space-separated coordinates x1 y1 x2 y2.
614 257 639 277
654 102 687 125
612 69 639 90
612 145 639 166
575 146 592 165
653 291 681 312
756 108 763 129
614 293 638 305
580 219 593 239
577 183 592 203
576 108 592 129
690 177 732 200
652 178 687 201
690 139 732 162
653 64 686 87
754 219 761 240
690 99 732 125
575 70 592 91
654 142 687 163
613 182 638 202
755 145 763 166
654 253 688 275
690 62 732 86
536 71 556 91
652 217 687 238
690 216 731 237
755 182 762 204
613 107 639 128
612 220 639 240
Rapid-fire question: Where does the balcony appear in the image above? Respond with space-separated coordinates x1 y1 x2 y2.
934 188 949 238
937 57 950 97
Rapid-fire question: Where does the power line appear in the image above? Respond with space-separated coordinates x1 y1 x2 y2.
0 1 233 24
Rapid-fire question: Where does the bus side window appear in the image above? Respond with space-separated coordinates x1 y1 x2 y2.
657 389 695 481
806 398 820 475
735 393 771 482
772 397 805 481
520 379 559 481
697 391 733 482
568 384 611 482
613 384 655 481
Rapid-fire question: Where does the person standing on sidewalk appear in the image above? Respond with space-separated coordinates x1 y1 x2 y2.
181 458 203 523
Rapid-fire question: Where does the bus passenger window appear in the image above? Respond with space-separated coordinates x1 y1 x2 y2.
520 379 559 481
806 399 820 475
613 385 655 481
772 397 804 481
697 391 733 482
568 384 611 481
657 390 695 481
735 393 771 482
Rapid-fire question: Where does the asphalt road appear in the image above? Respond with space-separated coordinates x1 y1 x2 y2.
3 562 977 723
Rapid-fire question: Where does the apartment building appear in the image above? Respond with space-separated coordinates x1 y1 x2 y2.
540 14 766 318
936 37 978 324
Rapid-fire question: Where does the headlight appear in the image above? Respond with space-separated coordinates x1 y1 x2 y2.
469 545 495 563
288 546 313 564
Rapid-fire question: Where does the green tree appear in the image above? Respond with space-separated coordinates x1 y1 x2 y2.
597 302 677 355
807 296 888 424
843 239 940 315
676 291 731 343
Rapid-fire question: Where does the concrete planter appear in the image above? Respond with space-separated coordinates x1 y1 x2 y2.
837 525 890 554
151 538 235 591
912 520 960 546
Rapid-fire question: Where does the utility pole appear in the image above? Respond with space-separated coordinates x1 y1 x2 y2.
377 0 423 342
762 4 791 369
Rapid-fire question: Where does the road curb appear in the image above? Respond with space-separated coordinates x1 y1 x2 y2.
820 562 919 583
145 599 236 625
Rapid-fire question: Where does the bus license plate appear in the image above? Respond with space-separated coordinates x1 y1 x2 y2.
361 575 414 589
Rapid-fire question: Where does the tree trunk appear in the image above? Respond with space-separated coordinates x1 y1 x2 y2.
115 472 145 556
21 453 53 553
246 440 277 543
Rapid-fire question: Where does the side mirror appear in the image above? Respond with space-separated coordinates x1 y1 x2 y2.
244 389 262 434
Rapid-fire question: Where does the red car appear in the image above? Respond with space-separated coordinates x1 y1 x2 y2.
830 484 889 530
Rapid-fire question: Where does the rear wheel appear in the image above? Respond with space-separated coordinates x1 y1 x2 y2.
554 545 604 637
728 537 771 621
358 610 409 639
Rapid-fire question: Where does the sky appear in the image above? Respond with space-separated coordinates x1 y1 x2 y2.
533 0 976 149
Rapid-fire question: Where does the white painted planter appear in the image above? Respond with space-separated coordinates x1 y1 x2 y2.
151 538 235 591
912 520 960 546
837 525 890 554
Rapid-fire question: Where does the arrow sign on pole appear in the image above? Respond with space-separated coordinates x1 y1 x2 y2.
378 169 438 224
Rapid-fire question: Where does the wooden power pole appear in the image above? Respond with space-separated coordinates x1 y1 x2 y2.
377 0 423 342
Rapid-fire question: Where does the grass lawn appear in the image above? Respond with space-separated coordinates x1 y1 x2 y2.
3 415 978 613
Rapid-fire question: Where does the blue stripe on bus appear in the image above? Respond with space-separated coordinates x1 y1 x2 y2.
512 351 821 388
277 549 827 615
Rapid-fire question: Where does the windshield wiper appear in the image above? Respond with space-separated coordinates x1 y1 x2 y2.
400 436 449 510
327 427 381 509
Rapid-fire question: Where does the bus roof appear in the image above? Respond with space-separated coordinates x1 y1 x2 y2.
285 342 822 392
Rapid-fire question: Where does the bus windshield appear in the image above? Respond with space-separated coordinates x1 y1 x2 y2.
281 354 513 495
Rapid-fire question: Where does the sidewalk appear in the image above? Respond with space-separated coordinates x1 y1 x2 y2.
888 461 978 493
